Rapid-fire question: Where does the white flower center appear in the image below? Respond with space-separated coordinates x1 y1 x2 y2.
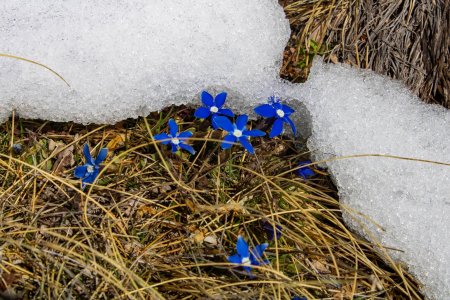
210 106 219 113
171 138 180 145
86 165 94 174
233 129 243 138
276 109 285 118
241 256 251 266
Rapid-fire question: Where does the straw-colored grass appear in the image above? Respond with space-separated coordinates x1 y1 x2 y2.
280 0 449 108
0 108 423 299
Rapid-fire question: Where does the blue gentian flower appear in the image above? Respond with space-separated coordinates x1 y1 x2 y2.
214 115 265 154
194 91 234 129
254 96 296 138
74 144 108 189
227 235 269 273
292 297 307 300
296 160 315 179
262 222 282 241
154 119 195 155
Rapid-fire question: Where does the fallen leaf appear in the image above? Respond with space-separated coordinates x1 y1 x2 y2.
51 143 75 174
204 235 218 246
190 230 205 244
329 53 339 64
106 134 127 151
310 258 331 274
369 274 384 291
137 205 157 217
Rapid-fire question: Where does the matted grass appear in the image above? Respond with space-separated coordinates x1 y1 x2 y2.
280 0 449 108
0 108 423 299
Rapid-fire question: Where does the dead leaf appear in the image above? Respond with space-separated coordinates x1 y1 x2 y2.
137 205 158 217
190 230 205 244
310 258 331 274
369 274 384 291
106 134 127 151
204 235 218 246
186 199 247 215
51 141 75 174
333 284 354 299
329 53 339 64
48 139 57 151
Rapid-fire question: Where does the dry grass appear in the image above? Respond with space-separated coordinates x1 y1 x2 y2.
0 108 423 299
280 0 450 108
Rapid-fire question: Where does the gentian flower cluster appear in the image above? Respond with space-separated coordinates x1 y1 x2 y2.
193 91 298 154
155 90 311 168
75 90 312 187
74 144 108 189
227 235 269 274
71 90 316 282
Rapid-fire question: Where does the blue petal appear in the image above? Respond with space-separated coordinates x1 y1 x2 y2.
297 167 315 179
194 107 211 119
296 160 315 179
83 144 94 165
94 148 108 165
214 92 227 108
171 144 179 153
179 143 196 155
254 104 276 118
236 236 249 258
74 165 88 179
201 91 214 107
218 108 234 117
154 133 171 145
235 115 248 130
243 266 253 273
227 254 242 264
221 134 236 150
250 259 261 266
211 115 219 130
243 129 265 137
178 131 193 139
168 119 179 137
254 243 268 259
239 137 255 154
81 169 99 189
214 116 234 132
250 245 268 266
263 222 282 241
285 117 297 135
274 225 282 240
269 118 284 138
299 160 312 166
281 104 295 116
265 227 275 241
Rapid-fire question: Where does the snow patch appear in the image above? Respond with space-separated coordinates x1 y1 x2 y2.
0 0 289 124
287 58 450 299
